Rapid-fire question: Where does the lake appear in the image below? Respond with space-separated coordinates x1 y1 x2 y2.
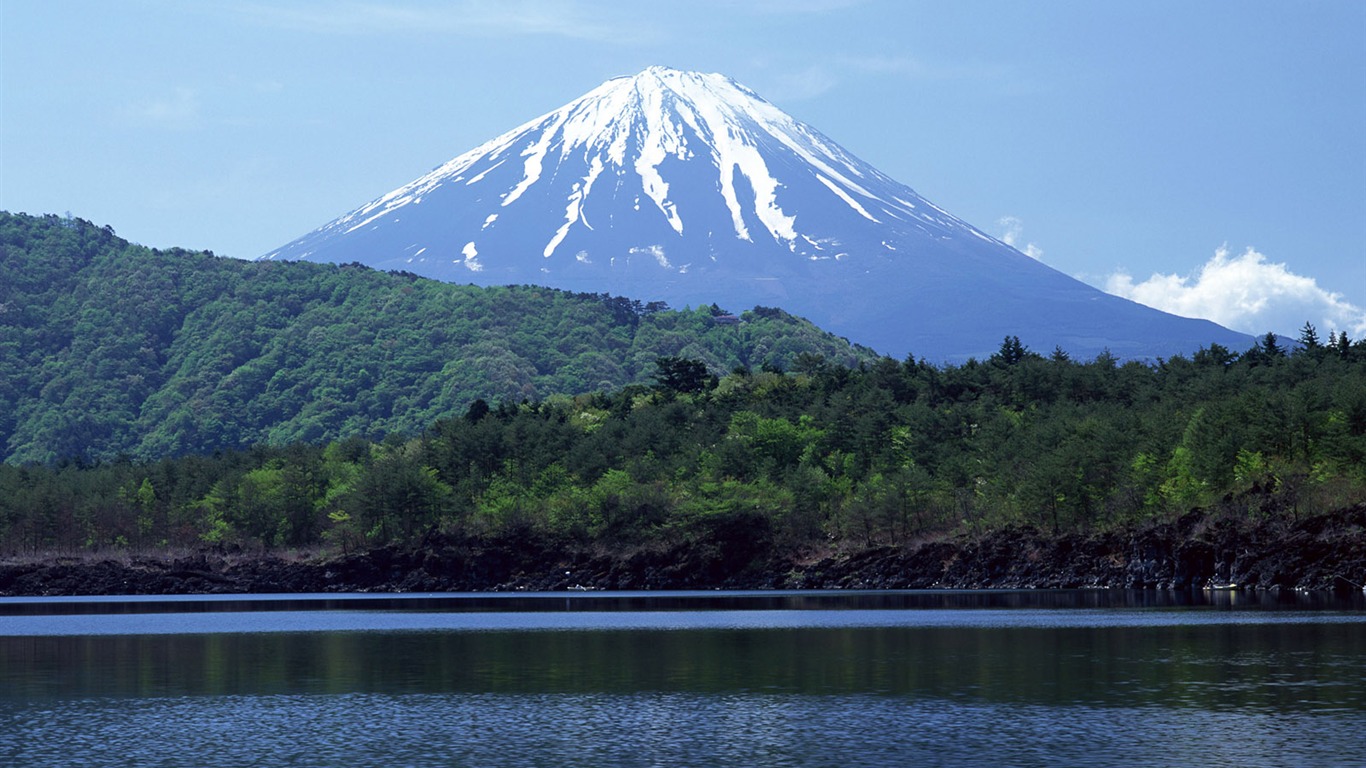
2 590 1363 767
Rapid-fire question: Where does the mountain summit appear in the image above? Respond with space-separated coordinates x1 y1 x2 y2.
264 66 1249 360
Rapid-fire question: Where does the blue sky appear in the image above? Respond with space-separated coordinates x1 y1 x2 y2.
3 1 1363 337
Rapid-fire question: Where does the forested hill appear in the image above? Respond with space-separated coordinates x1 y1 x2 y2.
0 314 1362 561
0 212 876 464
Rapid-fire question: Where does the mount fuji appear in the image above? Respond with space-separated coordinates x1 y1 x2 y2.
264 66 1251 361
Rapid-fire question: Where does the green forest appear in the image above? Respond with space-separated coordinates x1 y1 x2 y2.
2 321 1363 555
2 211 1364 557
0 212 874 464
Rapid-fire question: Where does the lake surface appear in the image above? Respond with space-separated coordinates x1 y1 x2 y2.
2 590 1363 767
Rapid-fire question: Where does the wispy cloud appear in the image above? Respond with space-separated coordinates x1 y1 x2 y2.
1105 246 1366 336
758 51 1013 104
762 65 841 102
745 0 869 12
124 87 201 130
229 1 650 42
997 216 1044 261
841 55 930 78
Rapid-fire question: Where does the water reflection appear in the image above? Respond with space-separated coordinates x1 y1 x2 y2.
1 591 1361 768
3 621 1363 713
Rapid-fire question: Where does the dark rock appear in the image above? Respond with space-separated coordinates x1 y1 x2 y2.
2 504 1364 595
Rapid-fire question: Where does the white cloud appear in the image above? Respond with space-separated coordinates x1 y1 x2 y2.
762 65 840 102
840 53 1009 85
842 55 927 77
230 1 648 41
126 87 200 130
997 216 1043 260
753 51 1006 106
1105 246 1366 337
745 0 869 12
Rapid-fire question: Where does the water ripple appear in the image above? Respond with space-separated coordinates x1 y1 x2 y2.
2 692 1356 768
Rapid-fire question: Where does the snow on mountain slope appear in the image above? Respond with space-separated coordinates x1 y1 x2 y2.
264 66 1251 361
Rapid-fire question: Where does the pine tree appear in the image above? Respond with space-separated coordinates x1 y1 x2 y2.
994 335 1027 365
1261 332 1284 358
1298 322 1321 350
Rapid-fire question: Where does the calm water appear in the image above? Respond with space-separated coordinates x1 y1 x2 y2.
1 590 1363 767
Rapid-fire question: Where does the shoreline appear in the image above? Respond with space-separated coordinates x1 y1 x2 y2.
2 505 1363 597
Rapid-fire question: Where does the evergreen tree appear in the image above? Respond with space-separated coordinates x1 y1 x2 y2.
1298 322 1321 351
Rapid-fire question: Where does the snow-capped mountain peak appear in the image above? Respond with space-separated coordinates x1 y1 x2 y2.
266 66 982 268
263 67 1251 361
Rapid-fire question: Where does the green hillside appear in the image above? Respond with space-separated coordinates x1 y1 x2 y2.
0 319 1362 555
0 212 876 463
1 214 1363 556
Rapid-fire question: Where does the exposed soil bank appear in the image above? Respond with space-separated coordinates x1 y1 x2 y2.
3 505 1364 597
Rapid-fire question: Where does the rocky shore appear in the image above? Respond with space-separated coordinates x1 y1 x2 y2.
2 504 1364 597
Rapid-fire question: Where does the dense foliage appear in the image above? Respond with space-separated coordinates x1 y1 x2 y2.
0 212 875 463
3 330 1363 554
